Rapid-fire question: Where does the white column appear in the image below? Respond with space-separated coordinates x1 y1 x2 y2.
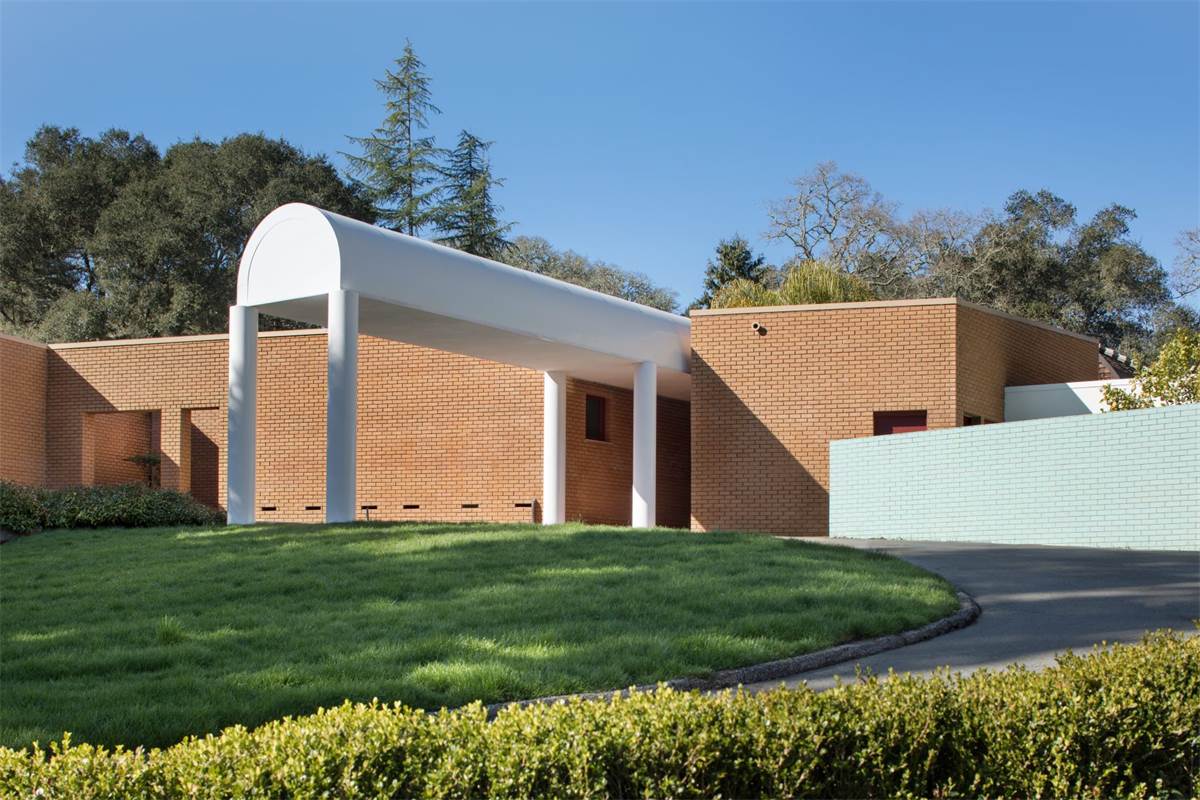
632 360 656 528
542 371 567 525
326 289 359 523
227 305 258 525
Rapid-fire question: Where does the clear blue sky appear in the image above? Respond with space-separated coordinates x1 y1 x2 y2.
3 1 1197 308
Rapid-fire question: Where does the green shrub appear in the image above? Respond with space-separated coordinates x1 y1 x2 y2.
0 481 222 534
0 632 1194 799
0 481 45 535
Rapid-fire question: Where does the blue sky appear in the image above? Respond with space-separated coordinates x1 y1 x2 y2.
3 1 1197 308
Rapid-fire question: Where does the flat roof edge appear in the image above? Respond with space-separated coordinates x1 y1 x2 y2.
0 332 48 348
688 297 957 317
690 297 1098 344
48 328 325 350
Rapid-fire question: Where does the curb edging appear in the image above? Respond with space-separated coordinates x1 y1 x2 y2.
485 589 981 717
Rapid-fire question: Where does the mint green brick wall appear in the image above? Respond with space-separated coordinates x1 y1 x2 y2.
830 404 1199 551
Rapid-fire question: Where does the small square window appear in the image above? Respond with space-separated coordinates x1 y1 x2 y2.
963 414 982 426
585 395 607 441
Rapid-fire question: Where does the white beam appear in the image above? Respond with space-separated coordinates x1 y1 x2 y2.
227 305 257 525
542 371 567 525
326 289 359 523
632 360 656 528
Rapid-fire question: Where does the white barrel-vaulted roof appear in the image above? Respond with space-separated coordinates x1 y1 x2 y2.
237 203 691 399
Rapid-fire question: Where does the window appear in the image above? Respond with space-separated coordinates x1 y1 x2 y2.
963 414 982 426
585 395 607 441
873 410 927 435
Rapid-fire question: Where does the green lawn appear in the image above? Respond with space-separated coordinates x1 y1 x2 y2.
0 522 958 749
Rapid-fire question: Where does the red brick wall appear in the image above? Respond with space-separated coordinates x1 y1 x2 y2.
189 408 221 508
689 299 1098 537
956 303 1099 424
561 380 690 528
690 300 959 537
0 335 47 487
89 411 153 486
38 331 689 526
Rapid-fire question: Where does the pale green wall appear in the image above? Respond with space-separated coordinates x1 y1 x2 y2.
830 404 1199 551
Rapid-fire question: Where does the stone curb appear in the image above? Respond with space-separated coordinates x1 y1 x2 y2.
484 589 980 718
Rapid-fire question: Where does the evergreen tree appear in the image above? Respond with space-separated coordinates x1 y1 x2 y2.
344 41 442 235
691 235 767 309
436 131 513 259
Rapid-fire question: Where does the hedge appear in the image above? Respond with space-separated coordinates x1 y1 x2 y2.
0 482 223 535
1 632 1195 799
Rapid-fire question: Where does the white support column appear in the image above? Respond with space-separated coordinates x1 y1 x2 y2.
542 371 567 525
632 360 656 528
227 305 258 525
326 289 359 523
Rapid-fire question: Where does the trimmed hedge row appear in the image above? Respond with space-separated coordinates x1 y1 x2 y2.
1 632 1195 799
0 482 223 535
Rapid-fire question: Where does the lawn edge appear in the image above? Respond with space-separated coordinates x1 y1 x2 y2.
484 589 980 717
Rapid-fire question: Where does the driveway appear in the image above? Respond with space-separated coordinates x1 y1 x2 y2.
748 538 1200 692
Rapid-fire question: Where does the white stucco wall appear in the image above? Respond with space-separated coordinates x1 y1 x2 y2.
1004 379 1132 421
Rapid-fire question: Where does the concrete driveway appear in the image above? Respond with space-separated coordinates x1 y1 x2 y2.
749 538 1200 692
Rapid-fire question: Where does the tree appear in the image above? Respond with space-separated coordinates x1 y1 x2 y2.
1102 329 1199 410
0 126 158 331
435 131 513 259
344 41 443 235
501 236 677 312
1 127 373 342
945 192 1171 353
90 133 374 338
710 261 875 309
766 161 912 293
690 235 767 309
1171 228 1200 297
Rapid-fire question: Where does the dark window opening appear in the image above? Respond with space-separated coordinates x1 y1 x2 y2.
963 414 983 426
873 411 928 435
585 394 607 441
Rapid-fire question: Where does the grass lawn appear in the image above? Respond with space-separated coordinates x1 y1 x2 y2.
0 522 958 749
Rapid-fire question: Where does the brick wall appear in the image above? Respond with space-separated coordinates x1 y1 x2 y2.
956 303 1098 424
0 335 47 487
189 408 221 507
690 300 959 537
564 379 691 527
830 404 1200 551
689 299 1098 537
35 330 689 527
89 411 153 486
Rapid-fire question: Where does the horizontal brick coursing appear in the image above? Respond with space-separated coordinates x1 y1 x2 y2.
830 404 1200 551
0 336 48 487
89 411 152 486
956 305 1098 424
25 331 689 527
690 301 1099 537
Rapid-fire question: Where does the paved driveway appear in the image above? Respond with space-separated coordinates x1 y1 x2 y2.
748 538 1199 692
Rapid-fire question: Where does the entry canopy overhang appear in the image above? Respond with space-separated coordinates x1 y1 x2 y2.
237 204 692 399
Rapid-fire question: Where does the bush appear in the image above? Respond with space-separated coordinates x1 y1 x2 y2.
0 481 44 535
0 632 1194 799
0 482 222 534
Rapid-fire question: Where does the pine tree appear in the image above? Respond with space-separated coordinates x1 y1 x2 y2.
691 235 767 309
435 131 513 259
344 41 442 235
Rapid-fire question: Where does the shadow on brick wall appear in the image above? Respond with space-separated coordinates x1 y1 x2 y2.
690 353 828 536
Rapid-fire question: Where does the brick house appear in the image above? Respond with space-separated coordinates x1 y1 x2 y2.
0 205 1102 536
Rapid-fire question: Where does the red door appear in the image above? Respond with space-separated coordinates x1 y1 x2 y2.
873 411 928 435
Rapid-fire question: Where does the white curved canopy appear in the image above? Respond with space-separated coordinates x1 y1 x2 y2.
237 203 691 398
